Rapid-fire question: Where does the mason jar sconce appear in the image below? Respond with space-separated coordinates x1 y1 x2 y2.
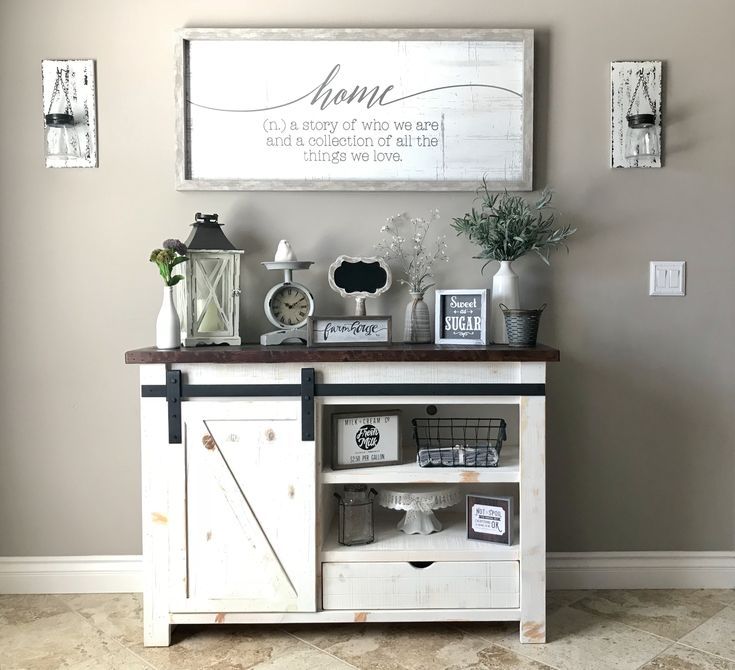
176 213 244 346
610 61 662 168
41 60 97 168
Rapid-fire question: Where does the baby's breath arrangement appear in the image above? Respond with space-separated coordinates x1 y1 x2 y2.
376 209 449 294
451 180 576 271
149 239 188 287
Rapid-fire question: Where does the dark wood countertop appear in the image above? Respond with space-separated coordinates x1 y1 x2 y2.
125 343 560 364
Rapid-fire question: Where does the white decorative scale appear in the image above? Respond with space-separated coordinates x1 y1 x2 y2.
378 485 460 535
261 241 315 346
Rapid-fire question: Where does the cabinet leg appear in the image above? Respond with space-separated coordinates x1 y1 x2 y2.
144 620 172 647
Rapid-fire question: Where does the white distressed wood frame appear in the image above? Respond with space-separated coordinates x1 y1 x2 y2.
175 28 534 191
42 59 98 168
435 289 489 345
610 61 662 168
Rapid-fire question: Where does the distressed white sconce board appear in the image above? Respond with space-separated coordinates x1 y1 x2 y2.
41 59 98 168
610 61 662 168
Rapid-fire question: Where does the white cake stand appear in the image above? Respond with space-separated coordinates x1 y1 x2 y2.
378 485 461 535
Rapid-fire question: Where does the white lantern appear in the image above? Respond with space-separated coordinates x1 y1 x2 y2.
176 213 244 346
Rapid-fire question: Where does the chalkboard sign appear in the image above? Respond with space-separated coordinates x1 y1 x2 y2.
332 259 389 295
435 289 488 345
328 256 392 315
175 28 534 191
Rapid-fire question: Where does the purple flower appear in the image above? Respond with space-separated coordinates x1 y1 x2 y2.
163 239 187 256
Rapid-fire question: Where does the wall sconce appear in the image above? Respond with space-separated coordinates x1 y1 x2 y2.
41 59 98 168
610 61 662 168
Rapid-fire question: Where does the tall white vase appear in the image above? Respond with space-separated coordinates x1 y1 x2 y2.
156 286 181 350
490 261 520 344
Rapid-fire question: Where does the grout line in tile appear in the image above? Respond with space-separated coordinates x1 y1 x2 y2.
280 628 361 670
50 594 158 670
675 640 735 665
631 639 678 670
447 622 563 670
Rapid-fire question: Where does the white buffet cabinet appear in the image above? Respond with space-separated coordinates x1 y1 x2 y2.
126 344 559 646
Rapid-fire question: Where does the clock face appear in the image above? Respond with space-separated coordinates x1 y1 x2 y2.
267 283 314 329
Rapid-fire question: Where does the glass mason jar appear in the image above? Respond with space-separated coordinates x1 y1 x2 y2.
334 485 378 546
624 113 660 160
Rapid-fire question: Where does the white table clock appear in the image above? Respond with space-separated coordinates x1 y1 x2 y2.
261 242 315 345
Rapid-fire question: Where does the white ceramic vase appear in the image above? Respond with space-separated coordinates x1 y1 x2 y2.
490 261 520 344
156 286 181 350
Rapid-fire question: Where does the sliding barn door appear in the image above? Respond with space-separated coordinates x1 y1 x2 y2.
169 400 316 613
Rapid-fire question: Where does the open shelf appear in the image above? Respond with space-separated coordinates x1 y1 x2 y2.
321 444 519 484
321 506 520 562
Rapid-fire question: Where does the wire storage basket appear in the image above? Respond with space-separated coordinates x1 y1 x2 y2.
500 303 546 347
412 418 507 467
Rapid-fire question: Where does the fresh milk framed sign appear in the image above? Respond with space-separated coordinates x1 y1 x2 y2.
435 289 488 345
332 411 401 470
175 28 534 191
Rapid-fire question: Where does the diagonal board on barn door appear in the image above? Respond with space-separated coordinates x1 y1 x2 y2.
186 422 296 607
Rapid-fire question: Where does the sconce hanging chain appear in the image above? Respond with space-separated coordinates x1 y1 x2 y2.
626 70 657 118
46 67 73 116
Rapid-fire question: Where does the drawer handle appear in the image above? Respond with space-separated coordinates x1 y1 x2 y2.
408 561 434 569
265 428 276 441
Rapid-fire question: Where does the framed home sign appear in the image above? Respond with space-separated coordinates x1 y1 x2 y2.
175 28 534 191
467 495 513 545
332 411 401 469
307 316 392 346
435 289 488 345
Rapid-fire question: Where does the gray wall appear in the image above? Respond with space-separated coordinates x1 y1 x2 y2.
1 0 733 556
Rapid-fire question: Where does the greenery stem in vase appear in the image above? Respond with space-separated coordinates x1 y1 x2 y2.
149 239 189 287
376 209 448 343
376 209 449 295
451 180 576 270
451 180 576 344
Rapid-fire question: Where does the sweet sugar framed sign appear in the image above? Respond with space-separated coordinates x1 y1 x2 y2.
175 28 534 191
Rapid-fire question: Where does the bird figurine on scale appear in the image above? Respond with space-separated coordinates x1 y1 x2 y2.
260 241 315 345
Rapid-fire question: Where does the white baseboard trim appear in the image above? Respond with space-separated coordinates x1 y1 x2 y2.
0 556 143 594
548 551 735 590
1 552 733 594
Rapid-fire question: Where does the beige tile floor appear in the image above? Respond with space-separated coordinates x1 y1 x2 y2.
0 590 734 670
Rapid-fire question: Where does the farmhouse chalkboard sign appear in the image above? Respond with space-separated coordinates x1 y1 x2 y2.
332 411 401 470
435 289 488 345
307 316 392 346
175 28 534 191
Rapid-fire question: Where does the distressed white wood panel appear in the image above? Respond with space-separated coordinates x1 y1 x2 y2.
140 365 173 646
322 507 520 562
170 607 522 624
177 29 533 190
173 401 316 613
519 395 546 643
322 444 519 484
41 59 97 168
322 561 519 610
178 361 524 385
610 61 662 168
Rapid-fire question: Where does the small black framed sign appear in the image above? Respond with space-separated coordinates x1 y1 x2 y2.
331 411 401 469
307 316 392 346
467 495 513 544
435 289 488 345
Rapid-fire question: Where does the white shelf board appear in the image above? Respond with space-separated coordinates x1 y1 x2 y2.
321 507 520 562
321 444 519 484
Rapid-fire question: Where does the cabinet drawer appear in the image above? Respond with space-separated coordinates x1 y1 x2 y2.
322 561 519 610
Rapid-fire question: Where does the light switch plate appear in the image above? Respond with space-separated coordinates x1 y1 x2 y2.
649 261 685 296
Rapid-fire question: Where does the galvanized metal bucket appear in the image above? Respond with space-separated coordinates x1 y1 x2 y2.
499 303 547 347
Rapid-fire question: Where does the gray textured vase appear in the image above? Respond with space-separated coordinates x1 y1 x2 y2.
404 292 432 343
